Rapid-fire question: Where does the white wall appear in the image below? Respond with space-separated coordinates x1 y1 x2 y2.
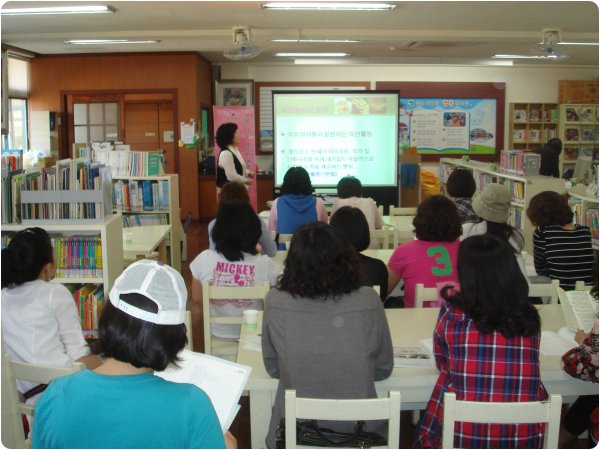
221 63 598 177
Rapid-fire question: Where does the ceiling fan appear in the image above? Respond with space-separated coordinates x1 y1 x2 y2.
493 28 578 60
223 26 262 61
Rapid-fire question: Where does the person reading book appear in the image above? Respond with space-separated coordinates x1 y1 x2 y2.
32 260 235 449
414 234 547 448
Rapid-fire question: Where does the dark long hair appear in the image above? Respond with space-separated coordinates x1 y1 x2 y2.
281 167 313 195
212 201 261 261
278 222 361 299
442 234 540 338
2 227 54 289
329 206 370 252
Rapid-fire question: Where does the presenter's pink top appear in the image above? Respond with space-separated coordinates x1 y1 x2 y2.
388 239 460 308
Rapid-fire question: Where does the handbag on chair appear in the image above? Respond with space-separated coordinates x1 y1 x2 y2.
276 419 387 448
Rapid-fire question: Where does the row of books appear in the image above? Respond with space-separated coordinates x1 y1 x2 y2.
122 213 169 227
65 284 105 339
52 236 104 279
513 108 558 122
499 150 540 176
476 173 496 192
585 209 599 243
113 179 170 212
564 127 598 143
505 180 525 205
512 128 557 142
93 147 164 177
564 147 599 161
564 106 597 123
507 206 523 231
1 149 23 173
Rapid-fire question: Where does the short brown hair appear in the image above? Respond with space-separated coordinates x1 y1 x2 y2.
527 191 573 227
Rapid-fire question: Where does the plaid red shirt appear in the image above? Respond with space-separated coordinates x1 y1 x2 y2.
414 301 548 448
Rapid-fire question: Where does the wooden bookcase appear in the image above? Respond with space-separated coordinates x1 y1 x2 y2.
568 186 599 250
558 103 599 177
439 158 565 254
508 103 558 152
112 174 184 271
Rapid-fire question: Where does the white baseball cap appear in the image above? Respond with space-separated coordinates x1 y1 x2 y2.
109 260 187 325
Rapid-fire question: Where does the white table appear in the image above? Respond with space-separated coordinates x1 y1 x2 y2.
122 225 172 268
237 305 596 448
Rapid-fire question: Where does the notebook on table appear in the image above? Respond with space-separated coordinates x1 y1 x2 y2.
557 287 598 333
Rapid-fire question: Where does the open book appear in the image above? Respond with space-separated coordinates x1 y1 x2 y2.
155 350 251 431
557 287 598 333
393 338 435 368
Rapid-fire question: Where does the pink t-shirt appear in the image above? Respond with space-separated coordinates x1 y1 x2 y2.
388 239 460 308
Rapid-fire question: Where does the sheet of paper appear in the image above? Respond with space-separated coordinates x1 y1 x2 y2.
540 331 576 356
155 350 251 431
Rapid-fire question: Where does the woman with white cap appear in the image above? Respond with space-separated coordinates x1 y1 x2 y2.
32 260 236 449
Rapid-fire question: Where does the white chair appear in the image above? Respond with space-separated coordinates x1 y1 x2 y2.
2 353 85 448
371 228 399 249
202 281 270 358
575 280 591 291
284 389 401 449
389 206 417 216
184 310 193 351
442 392 562 449
528 279 560 304
414 283 437 308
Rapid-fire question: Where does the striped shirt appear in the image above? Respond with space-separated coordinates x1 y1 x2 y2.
533 225 595 290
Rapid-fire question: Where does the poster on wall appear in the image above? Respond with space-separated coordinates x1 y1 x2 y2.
213 106 257 210
400 98 497 155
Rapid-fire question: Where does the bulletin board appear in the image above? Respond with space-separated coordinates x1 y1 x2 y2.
376 82 505 162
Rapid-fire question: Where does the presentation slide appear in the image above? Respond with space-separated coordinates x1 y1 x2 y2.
400 98 496 155
273 91 399 188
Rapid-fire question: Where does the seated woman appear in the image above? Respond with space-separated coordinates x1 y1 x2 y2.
208 181 277 257
262 222 393 448
330 206 388 301
268 166 328 237
527 190 595 290
32 260 234 449
1 228 100 406
331 176 383 248
414 235 547 448
387 195 462 308
191 201 280 342
445 168 478 223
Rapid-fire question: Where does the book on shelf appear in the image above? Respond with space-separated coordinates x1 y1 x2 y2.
513 109 527 122
1 149 23 172
52 236 103 279
93 147 165 177
580 106 594 122
529 108 540 121
564 148 579 161
543 128 557 141
565 128 579 142
544 108 558 122
113 179 170 213
528 129 541 142
566 106 580 122
512 129 526 142
585 208 599 242
508 206 523 230
65 283 105 339
500 150 540 176
581 128 598 142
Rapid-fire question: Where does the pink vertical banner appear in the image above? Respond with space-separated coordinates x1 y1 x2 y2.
213 106 257 211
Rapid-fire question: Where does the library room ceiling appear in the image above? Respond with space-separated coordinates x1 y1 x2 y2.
1 1 598 66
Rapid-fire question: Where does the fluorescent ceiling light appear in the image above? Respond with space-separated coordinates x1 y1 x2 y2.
275 52 349 57
263 3 396 11
492 54 561 60
65 39 160 45
556 42 599 46
1 5 114 15
270 38 362 43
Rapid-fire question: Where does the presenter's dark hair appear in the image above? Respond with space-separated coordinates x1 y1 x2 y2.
212 201 261 261
441 234 540 338
413 195 462 242
91 296 187 371
281 167 313 195
337 176 362 198
215 122 238 150
278 222 361 299
1 227 54 289
527 191 573 227
330 206 370 252
446 169 476 198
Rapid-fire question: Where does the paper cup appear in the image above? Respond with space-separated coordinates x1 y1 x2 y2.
242 309 259 329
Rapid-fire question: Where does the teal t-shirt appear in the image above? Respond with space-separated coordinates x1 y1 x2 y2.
32 370 225 449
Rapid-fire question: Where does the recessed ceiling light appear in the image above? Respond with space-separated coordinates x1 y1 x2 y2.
65 39 160 45
1 5 115 15
274 52 350 57
270 38 363 43
492 54 561 60
263 3 396 11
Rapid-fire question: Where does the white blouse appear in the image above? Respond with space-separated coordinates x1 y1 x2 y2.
218 146 249 185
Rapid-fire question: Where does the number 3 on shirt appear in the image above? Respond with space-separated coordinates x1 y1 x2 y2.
427 246 453 276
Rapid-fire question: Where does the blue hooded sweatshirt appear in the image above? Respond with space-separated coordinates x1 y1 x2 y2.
276 194 318 234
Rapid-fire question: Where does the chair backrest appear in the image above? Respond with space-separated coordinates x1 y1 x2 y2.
371 228 399 249
201 281 270 358
184 310 193 351
285 389 401 449
389 206 417 216
271 231 293 250
414 283 438 308
528 279 560 304
2 353 84 448
575 280 590 291
441 392 562 449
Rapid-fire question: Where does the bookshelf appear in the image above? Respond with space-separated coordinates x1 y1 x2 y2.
568 186 599 250
112 174 184 272
1 215 123 338
559 103 599 177
509 103 558 152
439 158 566 254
